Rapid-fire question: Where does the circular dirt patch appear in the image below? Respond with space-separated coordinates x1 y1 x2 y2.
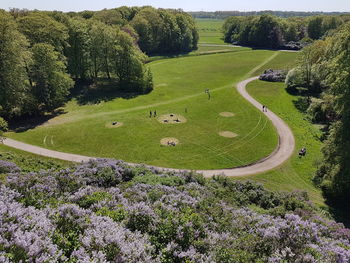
160 137 179 146
219 131 238 138
220 112 235 117
105 121 124 128
158 114 187 124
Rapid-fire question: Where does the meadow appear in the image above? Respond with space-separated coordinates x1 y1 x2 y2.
196 18 225 44
6 50 297 170
239 80 324 205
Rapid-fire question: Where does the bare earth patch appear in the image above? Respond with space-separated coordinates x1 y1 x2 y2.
158 114 187 124
219 131 238 138
105 122 124 128
156 83 168 87
220 112 235 117
160 137 179 146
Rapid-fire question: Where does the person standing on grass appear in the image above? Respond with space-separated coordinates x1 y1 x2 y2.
154 110 157 117
150 111 152 118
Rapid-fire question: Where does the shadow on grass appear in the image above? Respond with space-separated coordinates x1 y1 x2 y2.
327 202 350 228
9 109 67 133
293 97 311 113
71 79 145 105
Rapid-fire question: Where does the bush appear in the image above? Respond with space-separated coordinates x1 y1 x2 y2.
0 117 8 137
259 69 287 82
0 160 349 262
0 160 21 174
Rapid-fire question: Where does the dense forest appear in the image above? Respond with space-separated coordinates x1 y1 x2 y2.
222 14 349 49
284 22 350 213
0 7 198 127
191 10 350 19
0 158 350 262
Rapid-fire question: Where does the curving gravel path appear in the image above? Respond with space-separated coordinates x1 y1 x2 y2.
2 76 295 177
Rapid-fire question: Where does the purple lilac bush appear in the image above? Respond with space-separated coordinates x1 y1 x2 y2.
0 159 349 262
0 160 21 174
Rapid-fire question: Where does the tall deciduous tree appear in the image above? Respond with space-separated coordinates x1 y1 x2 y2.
112 30 152 93
17 13 68 53
316 23 350 203
65 18 90 80
307 16 324 40
0 10 29 117
29 43 74 111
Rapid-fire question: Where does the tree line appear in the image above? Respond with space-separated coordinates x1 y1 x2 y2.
222 14 349 49
0 7 199 127
285 21 350 211
66 6 198 55
191 11 350 19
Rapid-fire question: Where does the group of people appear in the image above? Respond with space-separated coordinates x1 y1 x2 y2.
167 141 176 146
149 110 157 118
262 105 268 112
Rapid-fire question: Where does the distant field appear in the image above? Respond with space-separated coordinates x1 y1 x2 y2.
6 51 298 170
196 18 225 44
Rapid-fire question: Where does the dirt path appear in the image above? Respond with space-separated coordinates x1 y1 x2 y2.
2 76 295 177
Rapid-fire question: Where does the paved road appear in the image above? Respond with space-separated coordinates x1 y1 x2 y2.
2 76 295 177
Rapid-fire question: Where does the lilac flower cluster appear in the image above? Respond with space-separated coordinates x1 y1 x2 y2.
0 160 21 174
1 159 350 262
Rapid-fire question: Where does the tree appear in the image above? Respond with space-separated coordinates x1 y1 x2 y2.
284 24 298 42
0 10 29 118
111 30 152 93
307 16 324 39
17 12 68 53
248 15 283 48
0 115 8 138
29 43 74 112
316 23 350 203
130 7 198 55
65 18 90 80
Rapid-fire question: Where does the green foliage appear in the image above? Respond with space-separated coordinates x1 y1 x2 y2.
315 23 350 203
130 7 198 54
17 12 68 52
0 10 29 118
77 191 113 208
285 21 350 204
307 16 343 40
96 206 127 222
244 79 324 205
223 14 345 49
307 17 324 40
0 117 8 137
30 43 74 111
0 144 69 172
223 15 284 48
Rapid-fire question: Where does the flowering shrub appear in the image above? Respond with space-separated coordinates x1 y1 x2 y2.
0 160 21 174
0 159 349 262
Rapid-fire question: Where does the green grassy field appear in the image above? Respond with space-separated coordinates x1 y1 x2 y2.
196 18 225 44
237 80 324 205
0 144 70 172
6 50 297 170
